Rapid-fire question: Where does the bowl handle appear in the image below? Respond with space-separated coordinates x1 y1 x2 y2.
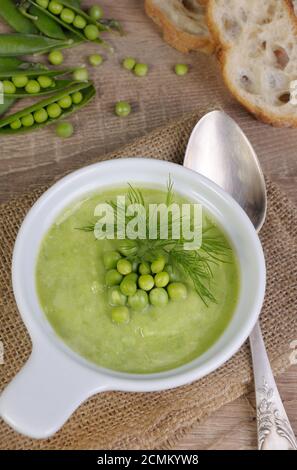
0 341 109 439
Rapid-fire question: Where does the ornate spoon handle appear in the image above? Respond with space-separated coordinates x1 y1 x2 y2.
249 322 297 450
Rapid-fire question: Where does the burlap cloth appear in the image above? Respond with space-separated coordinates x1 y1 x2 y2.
0 111 297 450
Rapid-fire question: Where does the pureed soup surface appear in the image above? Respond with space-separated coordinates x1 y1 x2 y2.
36 186 240 374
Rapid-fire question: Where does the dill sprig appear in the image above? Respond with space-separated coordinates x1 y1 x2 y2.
79 180 231 305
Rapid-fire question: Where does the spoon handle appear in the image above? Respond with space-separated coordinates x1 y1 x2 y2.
249 321 297 450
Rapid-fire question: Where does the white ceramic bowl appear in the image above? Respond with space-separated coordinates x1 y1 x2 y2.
0 158 266 439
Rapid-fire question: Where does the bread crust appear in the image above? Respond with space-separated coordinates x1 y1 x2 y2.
207 0 297 127
145 0 215 54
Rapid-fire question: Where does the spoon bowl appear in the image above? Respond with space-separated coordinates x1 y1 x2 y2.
184 110 267 231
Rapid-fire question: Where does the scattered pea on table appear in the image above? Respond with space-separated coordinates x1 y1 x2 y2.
48 50 64 66
134 63 149 77
88 5 104 20
55 121 74 138
115 101 131 117
174 64 189 76
88 54 103 67
73 67 89 81
122 57 136 71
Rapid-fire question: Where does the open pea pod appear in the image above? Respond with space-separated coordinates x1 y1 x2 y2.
0 97 16 117
0 34 73 57
27 0 112 48
0 0 38 34
0 59 50 115
0 57 49 70
0 82 96 134
20 3 67 40
0 67 79 97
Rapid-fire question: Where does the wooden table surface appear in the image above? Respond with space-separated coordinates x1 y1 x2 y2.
1 0 296 450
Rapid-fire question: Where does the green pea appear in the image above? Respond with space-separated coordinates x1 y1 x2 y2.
84 24 99 41
108 286 127 307
149 287 169 307
128 290 149 312
154 271 169 288
21 114 34 127
47 103 62 118
103 251 121 270
58 95 72 109
71 91 83 104
139 262 151 275
34 108 48 124
48 50 64 65
117 259 132 275
115 101 131 117
56 121 73 138
37 75 54 89
10 119 22 130
138 274 154 291
105 269 123 286
167 282 187 301
36 0 49 7
89 54 103 67
48 1 63 15
174 64 189 76
151 256 165 274
134 63 148 77
111 306 130 325
73 15 87 29
73 67 89 82
25 80 40 94
12 75 28 88
89 5 103 20
122 57 136 71
2 80 16 94
60 8 75 24
120 278 137 296
164 264 179 282
125 273 138 283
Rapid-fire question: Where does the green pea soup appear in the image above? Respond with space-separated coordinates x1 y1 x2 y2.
36 186 240 373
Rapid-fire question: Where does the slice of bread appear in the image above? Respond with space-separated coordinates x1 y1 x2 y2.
145 0 215 54
207 0 297 127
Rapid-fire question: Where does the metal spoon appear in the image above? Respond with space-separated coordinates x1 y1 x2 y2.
184 110 297 450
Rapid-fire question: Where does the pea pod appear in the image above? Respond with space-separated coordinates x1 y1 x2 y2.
0 0 38 34
0 34 73 57
28 0 107 45
0 57 49 72
0 82 96 134
0 67 81 98
20 3 67 40
0 97 16 117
